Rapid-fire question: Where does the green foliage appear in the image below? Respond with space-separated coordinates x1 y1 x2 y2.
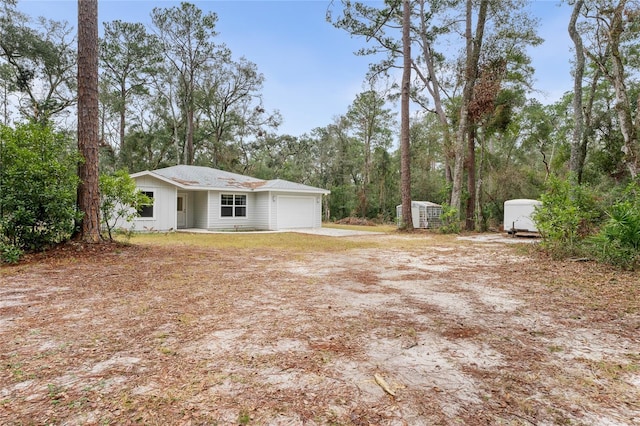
514 175 640 269
237 411 251 425
0 124 81 257
589 181 640 270
0 3 76 123
0 241 23 264
439 204 461 234
99 170 152 241
533 175 602 258
328 184 358 220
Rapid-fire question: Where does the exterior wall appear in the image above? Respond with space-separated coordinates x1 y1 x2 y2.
193 191 209 229
313 195 323 228
253 192 272 230
410 205 421 229
309 195 323 228
132 175 177 231
206 191 258 231
269 192 279 229
185 193 195 227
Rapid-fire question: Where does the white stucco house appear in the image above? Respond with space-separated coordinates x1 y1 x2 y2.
126 165 330 232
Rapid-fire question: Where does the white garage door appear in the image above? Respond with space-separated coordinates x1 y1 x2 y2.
276 196 315 229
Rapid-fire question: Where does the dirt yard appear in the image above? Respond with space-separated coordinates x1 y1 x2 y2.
1 231 639 425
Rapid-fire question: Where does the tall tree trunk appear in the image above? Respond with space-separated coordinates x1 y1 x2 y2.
361 132 371 217
400 0 412 230
609 1 639 178
581 67 601 175
450 0 488 219
476 130 485 231
416 0 452 185
76 0 102 243
186 107 194 165
568 0 586 182
465 124 476 231
119 81 126 153
2 82 7 126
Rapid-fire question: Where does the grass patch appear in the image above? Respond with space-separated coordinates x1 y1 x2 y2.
323 223 396 233
122 226 469 253
125 231 381 252
583 358 640 380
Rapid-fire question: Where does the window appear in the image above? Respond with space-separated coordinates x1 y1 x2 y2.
221 194 247 218
138 191 154 218
235 194 246 217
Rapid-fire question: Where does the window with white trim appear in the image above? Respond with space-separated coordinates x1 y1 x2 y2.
138 191 154 218
221 194 247 217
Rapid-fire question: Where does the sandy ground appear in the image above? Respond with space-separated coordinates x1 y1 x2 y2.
0 232 639 425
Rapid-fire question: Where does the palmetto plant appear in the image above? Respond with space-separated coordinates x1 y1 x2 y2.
591 200 640 270
605 202 640 249
534 175 602 258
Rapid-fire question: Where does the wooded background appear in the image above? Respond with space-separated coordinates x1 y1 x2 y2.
1 0 639 231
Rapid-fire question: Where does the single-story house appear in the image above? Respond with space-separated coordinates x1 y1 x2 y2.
125 165 330 232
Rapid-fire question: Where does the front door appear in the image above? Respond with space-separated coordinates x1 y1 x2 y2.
177 194 187 228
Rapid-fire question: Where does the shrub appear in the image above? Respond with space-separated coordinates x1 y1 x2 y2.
0 241 23 264
99 170 152 241
439 204 461 234
0 124 81 255
589 181 640 270
533 175 603 258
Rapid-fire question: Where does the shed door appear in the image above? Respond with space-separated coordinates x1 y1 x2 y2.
276 196 315 229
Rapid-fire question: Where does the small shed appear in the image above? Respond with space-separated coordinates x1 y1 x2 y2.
396 201 443 229
504 199 542 234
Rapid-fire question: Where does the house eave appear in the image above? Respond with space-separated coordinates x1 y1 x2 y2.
131 170 330 194
130 170 191 189
131 171 255 192
254 188 330 195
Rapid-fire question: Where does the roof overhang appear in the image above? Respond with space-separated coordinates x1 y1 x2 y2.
254 188 331 195
130 170 253 192
130 170 330 195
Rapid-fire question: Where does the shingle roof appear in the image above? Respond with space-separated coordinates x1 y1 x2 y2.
131 165 329 194
152 165 264 189
258 179 329 193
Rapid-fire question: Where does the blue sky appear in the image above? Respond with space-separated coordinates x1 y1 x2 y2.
17 0 573 137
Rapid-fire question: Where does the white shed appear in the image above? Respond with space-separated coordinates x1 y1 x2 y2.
396 201 443 229
504 199 542 234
